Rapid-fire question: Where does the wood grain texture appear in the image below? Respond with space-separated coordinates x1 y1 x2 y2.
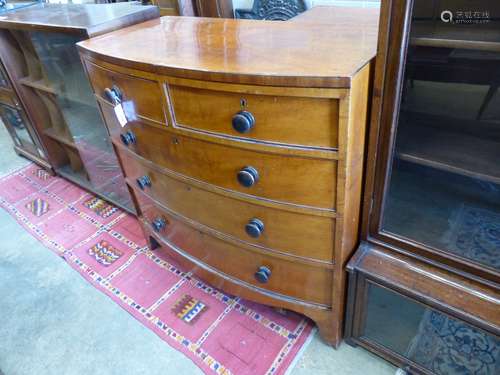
78 6 379 88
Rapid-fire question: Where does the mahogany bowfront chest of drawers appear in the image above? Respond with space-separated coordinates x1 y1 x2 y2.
78 6 379 347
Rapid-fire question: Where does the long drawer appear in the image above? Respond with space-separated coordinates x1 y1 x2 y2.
84 61 166 124
136 190 334 306
167 81 339 149
120 150 335 262
102 104 337 209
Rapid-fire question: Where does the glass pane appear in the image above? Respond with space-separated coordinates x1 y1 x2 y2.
29 31 133 210
0 65 9 88
381 0 500 271
0 104 38 154
363 283 500 375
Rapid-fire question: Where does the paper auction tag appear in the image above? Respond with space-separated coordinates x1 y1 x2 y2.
122 101 138 122
114 103 127 127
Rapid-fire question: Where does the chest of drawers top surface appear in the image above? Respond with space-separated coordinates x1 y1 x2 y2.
78 6 379 88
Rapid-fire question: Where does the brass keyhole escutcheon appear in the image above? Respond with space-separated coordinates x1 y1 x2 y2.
240 98 247 109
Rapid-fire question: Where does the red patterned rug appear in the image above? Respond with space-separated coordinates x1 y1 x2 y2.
0 164 314 375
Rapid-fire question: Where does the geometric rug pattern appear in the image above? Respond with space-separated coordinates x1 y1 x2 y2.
0 164 314 375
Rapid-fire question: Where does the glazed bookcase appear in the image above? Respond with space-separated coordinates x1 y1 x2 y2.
0 59 50 169
344 1 500 374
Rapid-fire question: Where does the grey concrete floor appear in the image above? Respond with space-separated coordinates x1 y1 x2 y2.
0 123 395 375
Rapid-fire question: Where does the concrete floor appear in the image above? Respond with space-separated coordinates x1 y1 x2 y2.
0 123 396 375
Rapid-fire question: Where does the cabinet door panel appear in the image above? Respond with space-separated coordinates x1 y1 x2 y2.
380 0 500 272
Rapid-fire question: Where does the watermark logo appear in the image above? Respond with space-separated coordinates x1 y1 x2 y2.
440 9 491 24
440 10 453 23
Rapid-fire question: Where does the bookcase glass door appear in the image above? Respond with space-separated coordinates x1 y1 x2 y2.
29 30 133 210
0 64 8 87
380 0 500 272
0 103 42 157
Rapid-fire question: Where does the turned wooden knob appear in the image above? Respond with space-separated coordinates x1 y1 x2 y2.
255 266 271 283
237 166 259 187
120 130 136 146
245 218 264 238
232 110 255 133
104 85 122 105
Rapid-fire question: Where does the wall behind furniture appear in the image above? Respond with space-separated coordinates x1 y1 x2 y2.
232 0 380 11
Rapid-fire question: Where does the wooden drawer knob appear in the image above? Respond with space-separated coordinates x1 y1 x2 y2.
120 130 136 146
245 218 264 238
237 166 259 187
232 110 255 134
151 217 166 232
136 175 151 190
104 85 122 105
255 266 271 284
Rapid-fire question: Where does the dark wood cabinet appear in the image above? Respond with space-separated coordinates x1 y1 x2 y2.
345 0 500 373
0 3 159 212
193 0 233 18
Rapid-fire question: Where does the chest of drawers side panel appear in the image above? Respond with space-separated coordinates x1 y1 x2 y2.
331 63 372 346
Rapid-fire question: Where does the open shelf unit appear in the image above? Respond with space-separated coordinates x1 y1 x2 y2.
1 28 87 177
0 3 159 214
0 29 52 170
18 76 56 94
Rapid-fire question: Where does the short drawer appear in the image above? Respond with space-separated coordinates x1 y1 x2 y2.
120 151 335 262
111 118 336 209
168 82 339 149
137 191 333 306
84 60 165 124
